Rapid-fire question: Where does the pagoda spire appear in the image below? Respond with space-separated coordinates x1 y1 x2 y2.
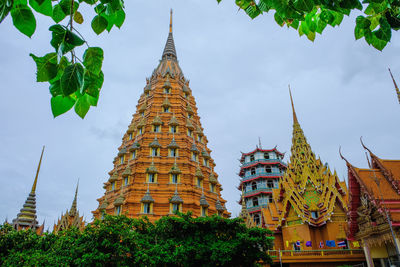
31 146 45 194
389 68 400 104
289 85 298 125
69 180 79 216
162 9 177 60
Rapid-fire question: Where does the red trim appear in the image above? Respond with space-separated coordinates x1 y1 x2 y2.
244 191 272 198
240 147 284 162
389 209 400 212
382 200 400 204
391 222 400 226
239 175 282 185
239 161 287 174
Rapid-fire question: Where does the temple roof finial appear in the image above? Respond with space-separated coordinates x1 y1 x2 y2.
169 9 173 33
388 68 400 104
162 10 177 59
69 179 79 216
289 85 298 125
31 146 45 194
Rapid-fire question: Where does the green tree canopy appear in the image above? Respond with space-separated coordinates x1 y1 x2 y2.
0 213 274 266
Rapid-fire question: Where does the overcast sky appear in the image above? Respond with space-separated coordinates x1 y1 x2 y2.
0 1 399 227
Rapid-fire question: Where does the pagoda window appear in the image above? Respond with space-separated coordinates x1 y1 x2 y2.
146 91 149 96
169 148 178 157
201 206 208 217
142 203 152 214
197 177 203 188
188 113 192 119
124 177 129 186
253 214 261 225
197 135 201 142
251 168 256 175
129 133 133 140
184 93 188 98
171 203 180 213
138 127 143 135
148 173 156 183
265 166 272 173
170 126 177 133
264 153 270 159
267 180 274 188
252 197 259 207
187 129 193 137
153 125 160 133
141 112 144 117
115 206 121 215
120 156 124 164
311 211 319 219
111 182 115 191
203 159 209 167
251 182 257 191
131 151 136 160
210 183 215 193
163 106 170 113
267 196 273 203
164 88 170 94
171 174 179 184
192 152 198 162
151 148 160 157
250 155 255 162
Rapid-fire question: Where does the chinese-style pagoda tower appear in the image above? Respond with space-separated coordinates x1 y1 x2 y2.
53 182 85 234
238 146 286 230
276 90 349 250
12 146 45 235
92 10 229 221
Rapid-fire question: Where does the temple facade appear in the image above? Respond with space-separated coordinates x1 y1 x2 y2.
12 146 45 235
53 182 85 234
342 141 400 267
239 91 366 266
92 11 229 222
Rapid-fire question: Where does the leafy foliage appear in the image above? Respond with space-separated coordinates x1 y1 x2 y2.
0 0 126 118
0 213 274 266
219 0 399 50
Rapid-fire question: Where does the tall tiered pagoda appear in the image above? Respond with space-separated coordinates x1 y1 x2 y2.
92 11 229 221
238 147 286 230
12 146 45 235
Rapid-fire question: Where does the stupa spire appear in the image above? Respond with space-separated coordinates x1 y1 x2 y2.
289 85 298 125
31 146 45 194
69 180 79 216
389 68 400 104
162 9 177 60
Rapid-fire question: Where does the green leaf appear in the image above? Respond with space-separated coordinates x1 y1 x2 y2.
51 95 75 117
59 0 79 15
49 24 85 55
375 16 391 42
385 11 400 30
293 0 314 13
114 9 125 28
356 15 371 29
0 0 13 23
75 94 91 118
245 5 261 19
30 53 58 82
274 12 285 26
320 10 335 24
91 15 108 34
354 24 365 39
83 47 104 75
10 4 36 37
307 30 316 41
49 79 62 97
258 0 271 11
61 63 84 96
369 15 381 30
29 0 52 16
83 70 104 97
52 4 66 23
74 11 83 24
316 17 327 33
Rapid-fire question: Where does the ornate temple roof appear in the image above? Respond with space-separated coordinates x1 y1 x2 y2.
169 162 182 174
170 186 183 204
12 146 45 234
169 115 179 126
167 137 180 149
277 89 347 227
149 136 161 148
141 186 154 203
54 181 85 234
341 140 400 240
200 192 209 207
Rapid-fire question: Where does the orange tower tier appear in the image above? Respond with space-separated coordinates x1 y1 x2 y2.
92 11 229 222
